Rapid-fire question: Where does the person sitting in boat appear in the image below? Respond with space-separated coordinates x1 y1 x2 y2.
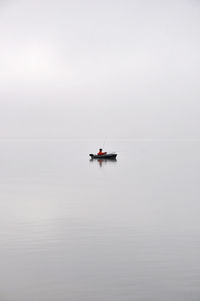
98 148 107 156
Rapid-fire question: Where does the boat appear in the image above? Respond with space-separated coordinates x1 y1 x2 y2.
89 153 117 159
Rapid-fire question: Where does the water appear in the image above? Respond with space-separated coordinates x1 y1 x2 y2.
0 139 200 301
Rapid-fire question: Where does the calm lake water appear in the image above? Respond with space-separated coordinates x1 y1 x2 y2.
0 139 200 301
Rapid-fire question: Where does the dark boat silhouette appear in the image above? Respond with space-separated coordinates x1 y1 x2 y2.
89 153 117 159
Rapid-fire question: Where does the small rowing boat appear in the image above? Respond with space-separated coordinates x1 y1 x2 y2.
89 153 117 159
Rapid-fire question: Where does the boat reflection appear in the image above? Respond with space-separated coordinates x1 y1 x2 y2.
90 158 117 167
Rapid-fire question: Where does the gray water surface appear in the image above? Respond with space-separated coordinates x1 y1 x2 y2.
0 139 200 301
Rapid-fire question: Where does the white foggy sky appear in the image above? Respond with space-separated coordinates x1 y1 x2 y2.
0 0 200 139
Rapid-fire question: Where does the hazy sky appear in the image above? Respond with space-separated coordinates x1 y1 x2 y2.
0 0 200 139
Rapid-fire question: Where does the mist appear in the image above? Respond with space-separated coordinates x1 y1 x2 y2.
0 0 200 139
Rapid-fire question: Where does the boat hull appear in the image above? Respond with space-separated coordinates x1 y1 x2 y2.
89 153 117 159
